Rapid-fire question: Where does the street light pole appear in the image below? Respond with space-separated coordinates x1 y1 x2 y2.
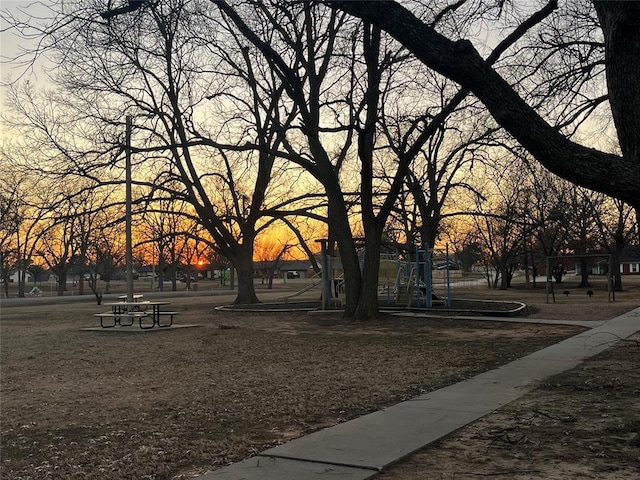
125 115 134 303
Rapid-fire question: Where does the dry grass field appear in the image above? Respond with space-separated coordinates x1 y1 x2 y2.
1 275 639 479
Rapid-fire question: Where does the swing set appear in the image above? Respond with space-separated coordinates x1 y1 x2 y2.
545 254 614 303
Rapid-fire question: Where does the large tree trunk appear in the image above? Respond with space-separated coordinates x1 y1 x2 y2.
17 268 26 298
579 258 591 288
611 237 625 292
1 253 8 298
325 189 362 318
326 1 640 209
354 234 382 320
594 1 640 170
351 22 383 321
158 254 165 292
499 265 509 290
2 276 8 298
233 259 259 305
231 240 260 305
57 272 67 296
612 250 623 292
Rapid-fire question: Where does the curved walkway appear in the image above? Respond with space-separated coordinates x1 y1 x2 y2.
196 308 640 480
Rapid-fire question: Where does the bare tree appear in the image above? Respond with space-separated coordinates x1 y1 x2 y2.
384 106 498 250
326 1 640 210
472 161 531 289
254 238 291 289
213 2 370 315
89 211 126 297
139 197 195 292
37 193 87 297
520 164 573 284
446 226 483 275
593 198 638 292
215 0 555 318
0 170 21 297
562 185 603 288
0 152 50 297
2 0 311 304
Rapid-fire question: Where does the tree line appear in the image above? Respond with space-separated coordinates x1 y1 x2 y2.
1 0 638 317
0 169 218 299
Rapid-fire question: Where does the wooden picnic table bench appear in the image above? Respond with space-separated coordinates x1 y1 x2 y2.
95 300 178 329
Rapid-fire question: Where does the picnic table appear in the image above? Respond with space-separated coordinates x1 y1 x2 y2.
95 297 178 329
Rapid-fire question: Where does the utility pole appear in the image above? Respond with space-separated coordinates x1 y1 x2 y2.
125 115 134 302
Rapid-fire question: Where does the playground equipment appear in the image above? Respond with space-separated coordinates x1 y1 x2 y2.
545 254 614 303
379 245 454 309
316 239 454 310
276 272 323 303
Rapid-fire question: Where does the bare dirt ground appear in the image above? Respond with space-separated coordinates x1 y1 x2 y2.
1 276 639 480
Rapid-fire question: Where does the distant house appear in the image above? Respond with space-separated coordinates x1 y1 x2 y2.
137 266 157 278
7 269 54 284
590 262 608 275
620 245 640 275
202 261 231 280
277 260 317 279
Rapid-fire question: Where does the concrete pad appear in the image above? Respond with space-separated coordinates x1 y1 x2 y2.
80 324 202 333
195 456 376 480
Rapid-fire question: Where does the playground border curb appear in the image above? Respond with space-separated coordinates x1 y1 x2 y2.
214 298 527 316
214 302 320 313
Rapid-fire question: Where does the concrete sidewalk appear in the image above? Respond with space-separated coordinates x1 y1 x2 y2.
196 308 640 480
